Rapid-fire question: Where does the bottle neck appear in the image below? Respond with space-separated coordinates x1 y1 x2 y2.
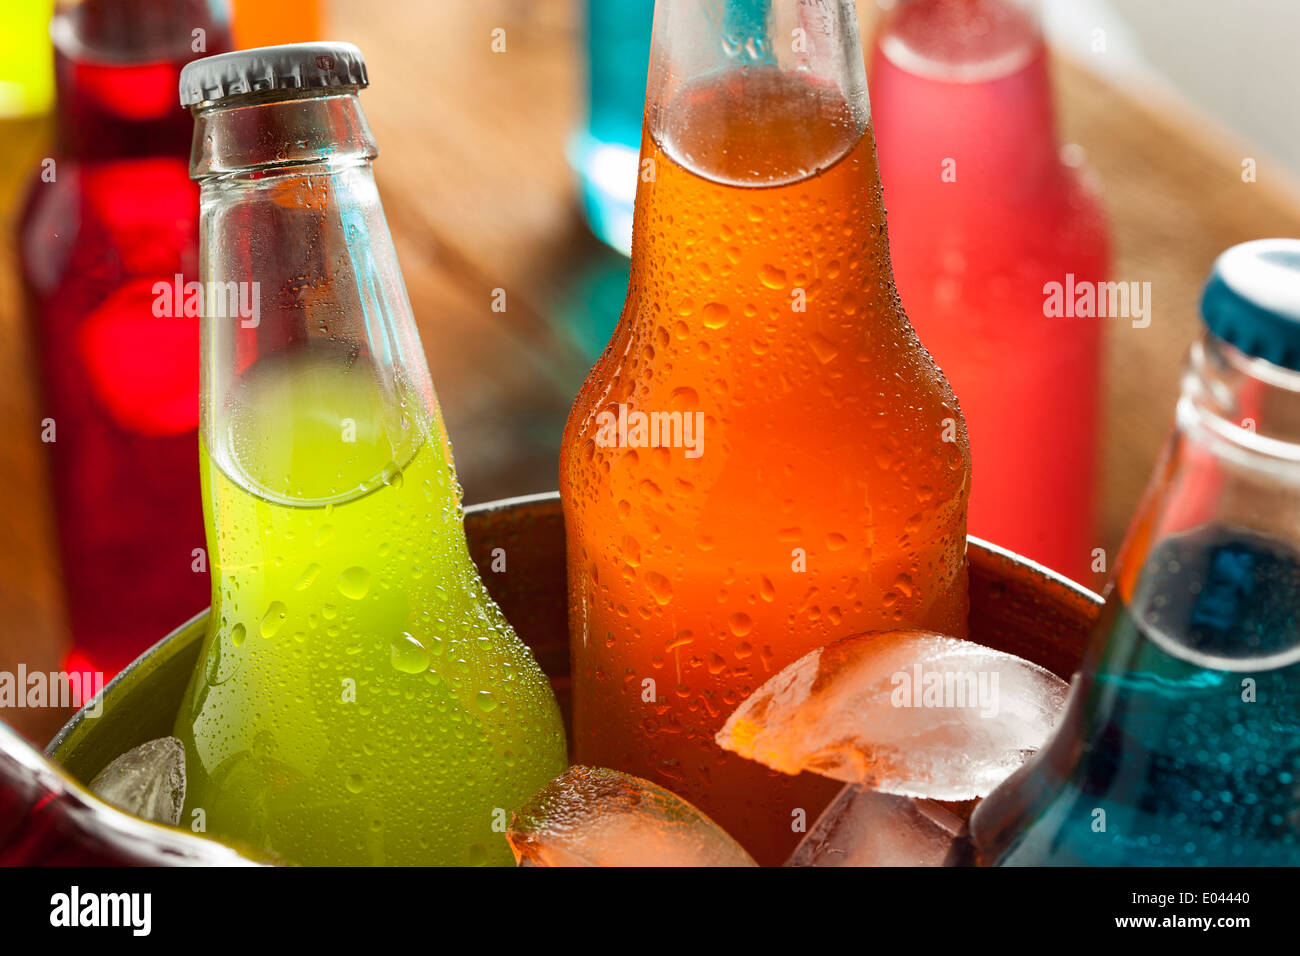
1081 330 1300 737
629 0 897 344
644 0 871 187
191 88 378 177
191 91 438 504
1115 333 1300 597
869 0 1061 197
877 0 1045 79
974 331 1300 864
52 0 231 160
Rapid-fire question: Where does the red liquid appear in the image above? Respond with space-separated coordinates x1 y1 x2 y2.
870 0 1109 581
17 2 232 677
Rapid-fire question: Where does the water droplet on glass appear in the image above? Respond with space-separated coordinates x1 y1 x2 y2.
296 563 321 590
261 602 287 638
646 572 674 606
390 632 430 674
338 566 371 600
759 263 787 289
809 333 838 364
671 386 699 411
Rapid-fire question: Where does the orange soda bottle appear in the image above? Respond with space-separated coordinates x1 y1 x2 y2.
560 0 972 864
230 0 322 49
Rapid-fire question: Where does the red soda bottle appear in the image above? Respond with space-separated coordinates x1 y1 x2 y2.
17 0 233 678
869 0 1110 581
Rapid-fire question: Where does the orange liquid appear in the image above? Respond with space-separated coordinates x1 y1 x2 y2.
561 68 971 865
231 0 322 50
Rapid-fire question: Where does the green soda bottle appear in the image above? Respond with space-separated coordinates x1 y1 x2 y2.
172 43 567 865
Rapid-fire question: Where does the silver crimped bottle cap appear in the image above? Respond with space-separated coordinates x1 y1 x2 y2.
179 41 368 108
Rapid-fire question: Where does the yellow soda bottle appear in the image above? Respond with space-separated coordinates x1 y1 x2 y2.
0 0 54 118
172 43 566 865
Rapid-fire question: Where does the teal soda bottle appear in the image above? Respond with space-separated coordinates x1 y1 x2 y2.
972 239 1300 866
571 0 655 255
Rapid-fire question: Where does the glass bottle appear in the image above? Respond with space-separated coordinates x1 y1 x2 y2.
230 0 323 50
17 0 233 678
172 43 567 866
560 0 971 864
869 0 1109 582
0 0 54 118
972 240 1300 865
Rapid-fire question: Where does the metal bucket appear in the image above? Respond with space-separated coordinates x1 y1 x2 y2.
43 492 1102 860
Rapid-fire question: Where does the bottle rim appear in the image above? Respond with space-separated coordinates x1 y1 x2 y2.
50 8 207 67
1178 334 1300 473
179 41 368 110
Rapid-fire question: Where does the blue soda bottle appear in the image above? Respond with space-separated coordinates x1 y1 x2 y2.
972 239 1300 865
571 0 655 255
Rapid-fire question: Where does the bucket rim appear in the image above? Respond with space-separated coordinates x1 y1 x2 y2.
45 490 1103 776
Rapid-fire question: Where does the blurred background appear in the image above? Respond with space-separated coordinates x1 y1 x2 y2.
1048 0 1300 179
0 0 1298 743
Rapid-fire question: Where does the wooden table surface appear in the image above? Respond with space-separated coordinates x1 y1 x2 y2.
2 0 1299 743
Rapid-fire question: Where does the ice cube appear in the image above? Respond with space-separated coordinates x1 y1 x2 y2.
716 630 1069 800
788 785 968 866
507 765 757 867
88 736 186 826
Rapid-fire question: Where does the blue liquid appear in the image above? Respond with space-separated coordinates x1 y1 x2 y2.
987 526 1300 865
571 0 655 255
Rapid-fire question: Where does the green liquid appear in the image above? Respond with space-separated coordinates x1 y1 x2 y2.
174 353 566 865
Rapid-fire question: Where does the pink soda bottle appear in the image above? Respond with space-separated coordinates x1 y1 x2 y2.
17 0 233 678
869 0 1109 581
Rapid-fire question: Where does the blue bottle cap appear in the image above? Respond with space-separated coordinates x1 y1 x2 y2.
1201 239 1300 371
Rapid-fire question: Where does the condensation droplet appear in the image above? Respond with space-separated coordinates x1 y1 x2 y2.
702 302 730 329
646 572 674 606
296 563 321 590
390 632 430 673
759 263 787 289
338 566 371 600
260 602 287 638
